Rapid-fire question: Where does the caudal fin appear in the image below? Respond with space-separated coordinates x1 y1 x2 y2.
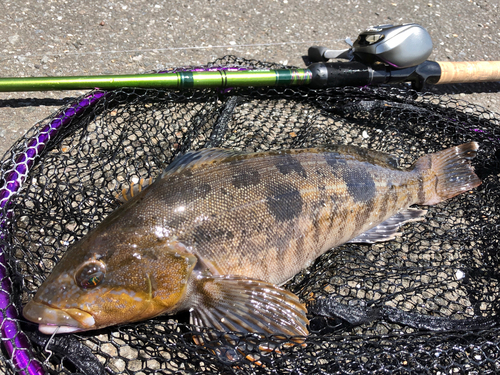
414 142 481 205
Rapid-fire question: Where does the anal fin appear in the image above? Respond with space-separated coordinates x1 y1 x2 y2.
348 207 427 244
190 275 308 339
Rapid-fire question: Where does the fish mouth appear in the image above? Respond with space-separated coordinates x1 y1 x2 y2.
23 300 95 334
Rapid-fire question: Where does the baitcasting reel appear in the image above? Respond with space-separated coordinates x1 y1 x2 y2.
308 23 433 69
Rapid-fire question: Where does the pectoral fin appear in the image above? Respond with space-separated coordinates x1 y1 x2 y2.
348 207 427 244
189 275 308 338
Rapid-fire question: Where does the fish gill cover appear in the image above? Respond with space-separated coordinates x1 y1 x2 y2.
0 56 499 374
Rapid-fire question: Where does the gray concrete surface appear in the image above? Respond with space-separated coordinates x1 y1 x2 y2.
0 0 498 158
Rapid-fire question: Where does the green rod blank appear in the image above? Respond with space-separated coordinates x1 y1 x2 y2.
0 69 312 92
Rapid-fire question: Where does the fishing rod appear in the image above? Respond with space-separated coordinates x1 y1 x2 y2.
0 24 498 92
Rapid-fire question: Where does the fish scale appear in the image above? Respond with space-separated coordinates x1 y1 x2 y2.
176 150 411 284
23 143 481 339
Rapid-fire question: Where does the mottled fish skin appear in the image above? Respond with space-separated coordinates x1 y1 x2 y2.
142 146 446 284
23 143 481 337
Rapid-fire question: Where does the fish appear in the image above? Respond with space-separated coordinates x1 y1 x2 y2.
23 142 481 338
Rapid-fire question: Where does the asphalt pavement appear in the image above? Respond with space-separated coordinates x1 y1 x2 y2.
0 0 498 158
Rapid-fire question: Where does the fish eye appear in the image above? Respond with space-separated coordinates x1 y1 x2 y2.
75 261 106 289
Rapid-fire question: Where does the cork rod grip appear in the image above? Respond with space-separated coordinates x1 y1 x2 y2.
437 61 500 84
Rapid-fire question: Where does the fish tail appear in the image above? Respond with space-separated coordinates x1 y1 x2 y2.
413 142 481 205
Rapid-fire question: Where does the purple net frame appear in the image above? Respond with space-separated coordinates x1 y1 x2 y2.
0 90 107 375
0 65 252 375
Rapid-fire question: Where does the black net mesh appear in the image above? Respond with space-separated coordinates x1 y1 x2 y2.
1 56 499 374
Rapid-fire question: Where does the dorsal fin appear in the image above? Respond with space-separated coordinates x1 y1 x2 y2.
162 145 401 179
162 148 242 177
322 144 400 170
116 176 154 202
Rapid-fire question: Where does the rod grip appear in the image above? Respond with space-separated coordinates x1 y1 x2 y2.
436 61 500 84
